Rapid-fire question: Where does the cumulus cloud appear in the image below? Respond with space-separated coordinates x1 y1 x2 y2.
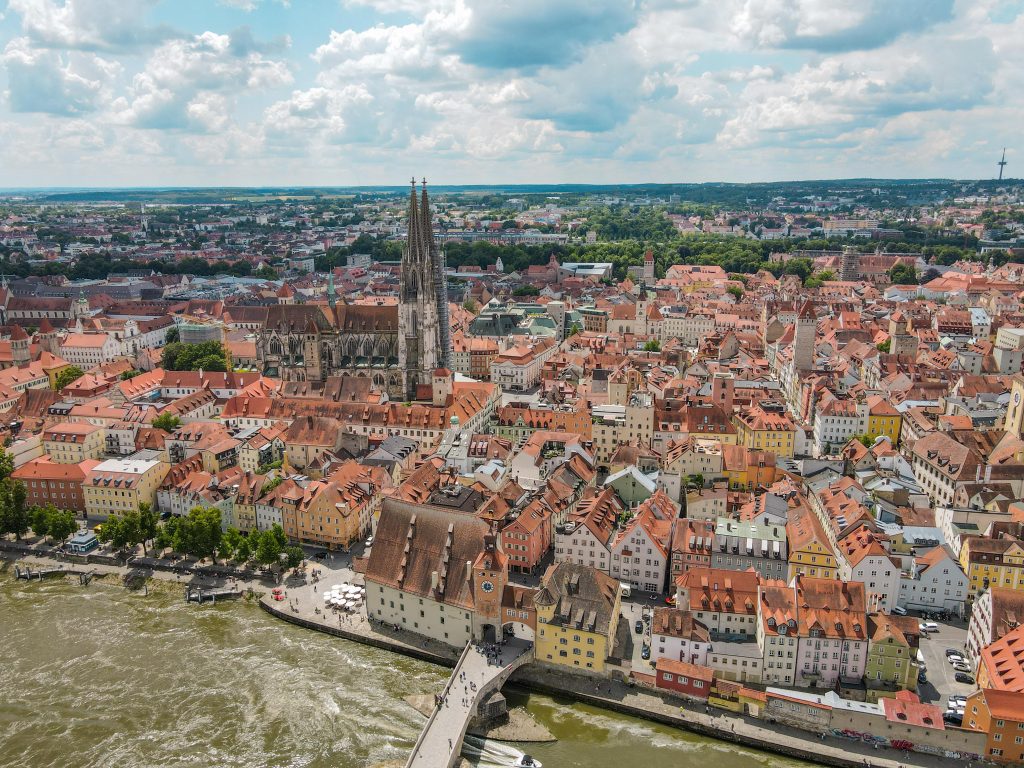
115 30 292 131
731 0 956 51
717 36 997 148
2 36 118 115
0 0 1019 183
7 0 176 51
451 0 638 70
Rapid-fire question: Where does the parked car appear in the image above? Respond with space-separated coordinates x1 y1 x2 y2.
365 536 374 547
952 662 972 673
945 648 962 658
635 620 644 635
943 712 963 724
923 621 939 632
918 671 928 685
892 605 907 615
947 654 965 665
641 646 651 660
955 673 975 684
952 695 968 705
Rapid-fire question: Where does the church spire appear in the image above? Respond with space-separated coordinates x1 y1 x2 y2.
407 177 420 247
419 177 432 253
327 271 337 309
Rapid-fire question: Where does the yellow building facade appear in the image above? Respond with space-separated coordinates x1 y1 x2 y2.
733 408 797 459
866 396 902 445
83 458 169 520
535 563 621 675
960 538 1024 598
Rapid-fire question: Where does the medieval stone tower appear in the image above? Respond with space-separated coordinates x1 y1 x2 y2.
398 178 451 399
793 300 816 371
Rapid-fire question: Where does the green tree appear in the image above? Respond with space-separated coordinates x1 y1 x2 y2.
47 508 77 545
161 341 229 372
136 502 158 554
152 413 181 433
726 285 743 300
235 534 252 563
284 545 304 569
174 507 223 560
260 476 283 495
165 327 179 343
462 298 478 313
642 339 661 352
53 366 85 391
30 506 50 538
255 265 278 279
877 338 892 353
154 516 178 552
220 527 244 561
254 529 283 566
0 449 13 482
512 285 540 297
0 476 29 539
889 262 917 285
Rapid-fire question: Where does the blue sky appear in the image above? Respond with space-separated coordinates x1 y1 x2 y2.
0 0 1021 187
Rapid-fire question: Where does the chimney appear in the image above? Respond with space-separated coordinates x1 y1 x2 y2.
431 570 439 591
465 560 473 581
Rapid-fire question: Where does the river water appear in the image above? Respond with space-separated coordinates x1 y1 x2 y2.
0 574 809 768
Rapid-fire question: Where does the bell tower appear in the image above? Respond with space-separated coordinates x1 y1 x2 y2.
471 530 508 642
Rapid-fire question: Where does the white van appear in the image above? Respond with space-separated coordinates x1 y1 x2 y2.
620 583 631 598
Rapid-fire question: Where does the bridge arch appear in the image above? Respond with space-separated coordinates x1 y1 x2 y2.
501 620 535 642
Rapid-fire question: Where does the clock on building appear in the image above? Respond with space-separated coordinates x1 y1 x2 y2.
481 580 494 593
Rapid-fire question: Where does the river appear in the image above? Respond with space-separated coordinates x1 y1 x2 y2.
0 574 810 768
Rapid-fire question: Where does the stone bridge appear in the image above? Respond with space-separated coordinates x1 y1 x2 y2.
406 638 533 768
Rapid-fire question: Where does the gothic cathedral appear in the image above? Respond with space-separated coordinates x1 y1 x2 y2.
255 178 451 401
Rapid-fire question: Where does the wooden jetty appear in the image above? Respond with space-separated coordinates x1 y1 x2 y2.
185 586 243 604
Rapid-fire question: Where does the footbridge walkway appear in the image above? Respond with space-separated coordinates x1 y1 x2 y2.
405 638 533 768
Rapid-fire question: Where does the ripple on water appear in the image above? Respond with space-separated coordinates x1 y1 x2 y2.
0 578 811 768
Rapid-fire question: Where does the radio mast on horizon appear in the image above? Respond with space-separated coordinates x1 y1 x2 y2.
998 148 1008 181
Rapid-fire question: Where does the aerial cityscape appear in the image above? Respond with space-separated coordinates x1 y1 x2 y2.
2 2 1024 768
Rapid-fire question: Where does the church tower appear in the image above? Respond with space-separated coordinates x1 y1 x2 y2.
9 325 30 366
398 178 450 399
35 318 60 356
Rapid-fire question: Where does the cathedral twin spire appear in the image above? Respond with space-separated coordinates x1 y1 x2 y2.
399 176 452 397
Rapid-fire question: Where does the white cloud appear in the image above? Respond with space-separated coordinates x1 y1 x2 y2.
115 30 292 131
1 36 119 115
0 0 1020 184
7 0 174 51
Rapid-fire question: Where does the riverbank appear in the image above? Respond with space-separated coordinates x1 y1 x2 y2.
1 546 974 768
258 594 970 768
